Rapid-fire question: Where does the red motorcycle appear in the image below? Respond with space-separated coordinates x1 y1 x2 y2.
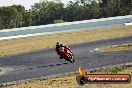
56 45 75 63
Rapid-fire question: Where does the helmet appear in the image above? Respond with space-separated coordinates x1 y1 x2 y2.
56 42 59 45
60 44 63 47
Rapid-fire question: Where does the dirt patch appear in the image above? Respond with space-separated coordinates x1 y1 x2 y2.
0 25 132 57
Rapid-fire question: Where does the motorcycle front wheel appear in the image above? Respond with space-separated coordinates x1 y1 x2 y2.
69 56 75 63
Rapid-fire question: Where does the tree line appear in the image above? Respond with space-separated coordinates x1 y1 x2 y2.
0 0 132 30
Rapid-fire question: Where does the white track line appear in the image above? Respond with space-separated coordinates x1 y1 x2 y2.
124 22 132 26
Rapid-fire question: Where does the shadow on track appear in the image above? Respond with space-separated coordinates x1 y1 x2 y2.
25 62 69 70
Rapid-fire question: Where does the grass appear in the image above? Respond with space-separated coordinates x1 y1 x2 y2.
98 43 132 52
2 65 132 88
0 25 132 57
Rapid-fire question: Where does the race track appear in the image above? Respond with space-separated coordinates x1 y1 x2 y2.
0 36 132 83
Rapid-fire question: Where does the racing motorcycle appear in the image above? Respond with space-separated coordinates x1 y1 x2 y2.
56 45 75 63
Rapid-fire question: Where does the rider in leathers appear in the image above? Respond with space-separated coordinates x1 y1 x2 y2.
56 42 74 59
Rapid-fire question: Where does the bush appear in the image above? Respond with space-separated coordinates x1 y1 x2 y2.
53 19 65 24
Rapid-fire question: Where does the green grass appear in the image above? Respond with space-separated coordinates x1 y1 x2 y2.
101 66 125 74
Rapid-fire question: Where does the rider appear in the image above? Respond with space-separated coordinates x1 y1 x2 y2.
56 42 63 59
56 42 74 59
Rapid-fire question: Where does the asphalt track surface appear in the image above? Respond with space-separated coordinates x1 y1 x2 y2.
0 36 132 83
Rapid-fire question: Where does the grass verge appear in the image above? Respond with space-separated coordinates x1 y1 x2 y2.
98 43 132 52
1 65 132 88
0 25 132 57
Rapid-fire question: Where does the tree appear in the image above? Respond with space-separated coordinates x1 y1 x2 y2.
22 11 32 26
12 5 32 27
31 1 64 25
63 1 85 21
120 0 132 15
88 0 100 18
0 6 21 29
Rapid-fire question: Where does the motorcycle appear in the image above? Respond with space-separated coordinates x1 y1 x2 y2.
56 46 75 63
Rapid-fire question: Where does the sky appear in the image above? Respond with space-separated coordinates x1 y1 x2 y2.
0 0 73 10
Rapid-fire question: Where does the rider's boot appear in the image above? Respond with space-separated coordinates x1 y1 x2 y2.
60 56 63 59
